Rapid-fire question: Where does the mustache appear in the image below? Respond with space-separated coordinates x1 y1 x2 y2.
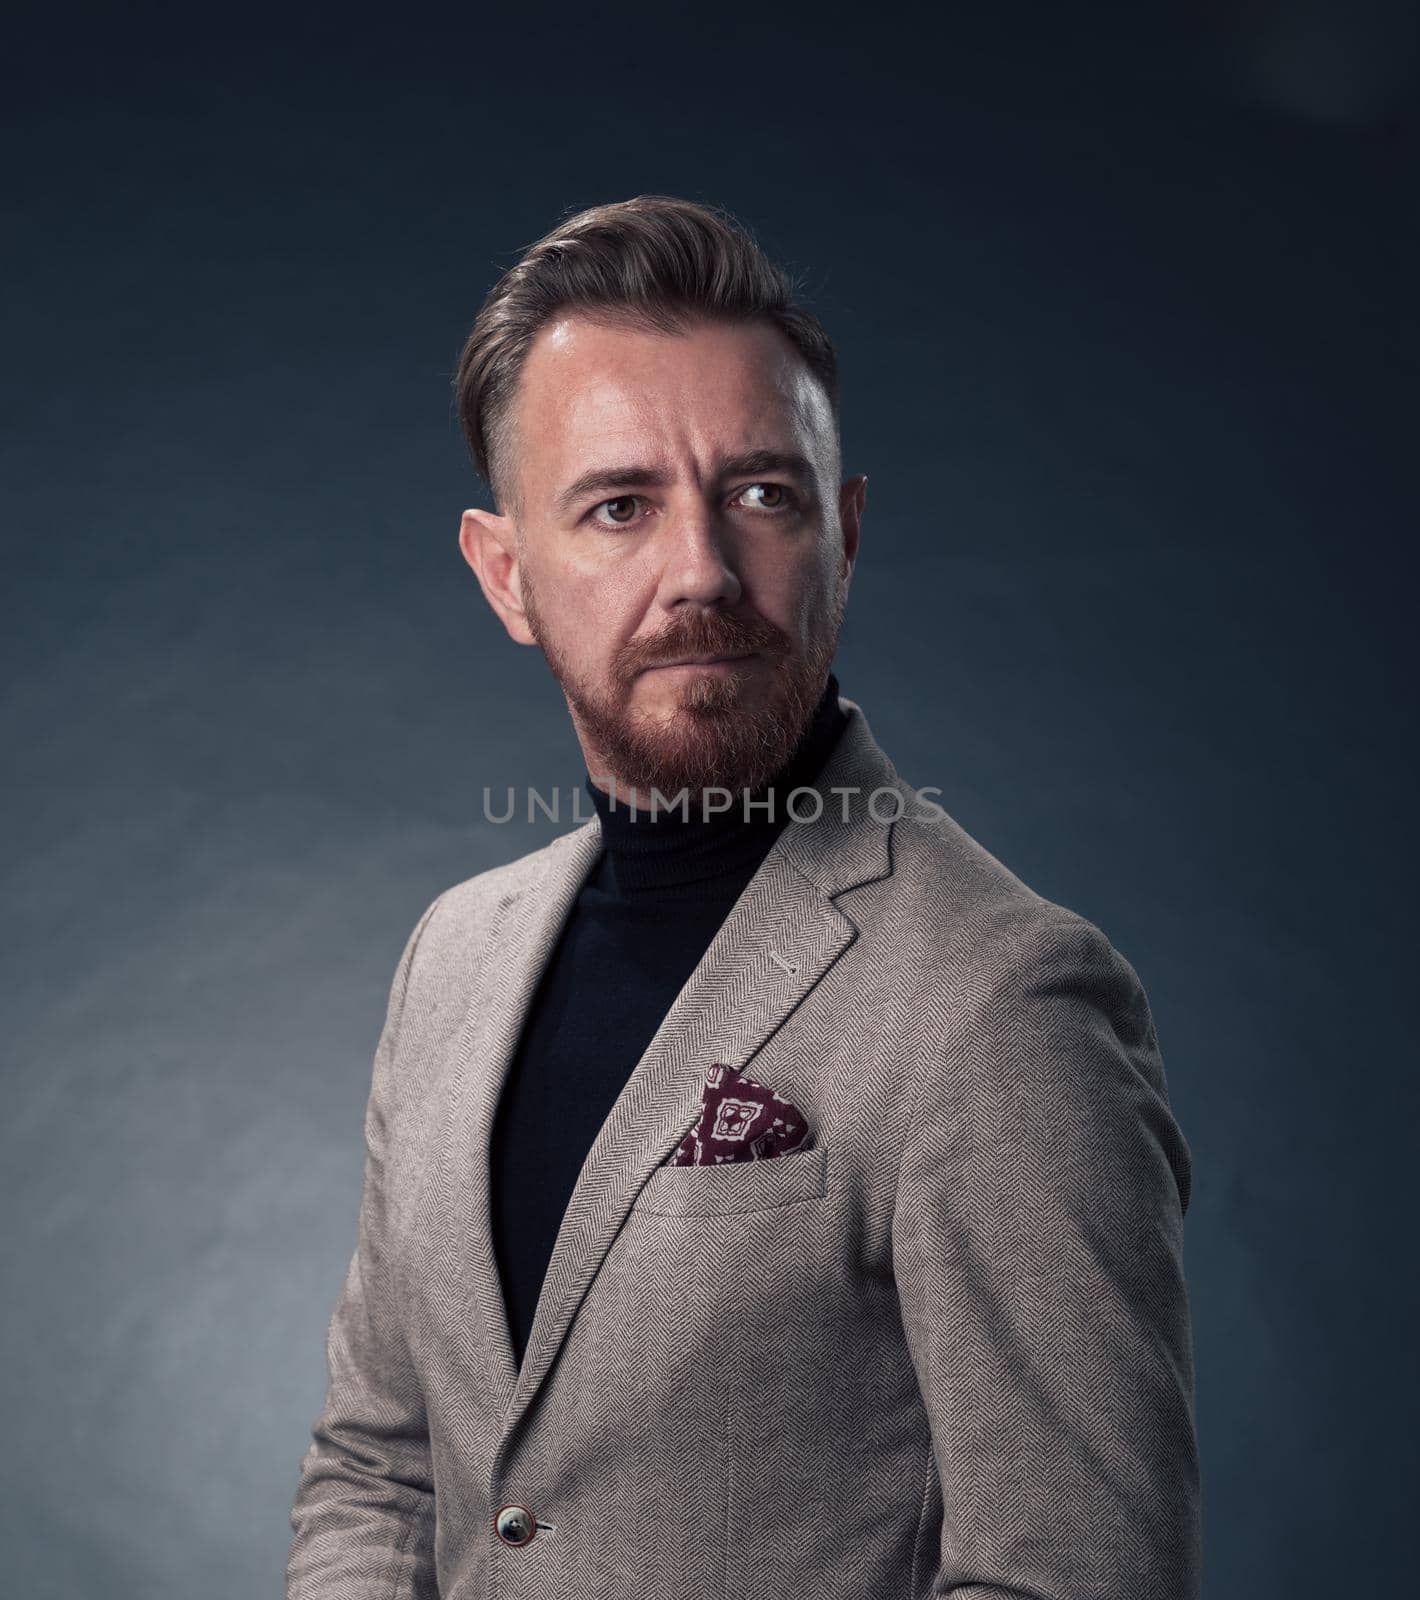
616 610 790 677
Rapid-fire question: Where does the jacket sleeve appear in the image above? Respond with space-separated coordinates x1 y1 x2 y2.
893 911 1201 1600
286 893 446 1600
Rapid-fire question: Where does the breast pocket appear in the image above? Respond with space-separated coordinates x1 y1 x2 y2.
631 1142 828 1216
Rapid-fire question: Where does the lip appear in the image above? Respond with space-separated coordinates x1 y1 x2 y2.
647 652 755 671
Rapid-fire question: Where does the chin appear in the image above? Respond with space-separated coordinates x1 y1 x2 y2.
643 667 760 717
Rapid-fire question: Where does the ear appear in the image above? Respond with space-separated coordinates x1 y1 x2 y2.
837 473 866 578
459 507 537 647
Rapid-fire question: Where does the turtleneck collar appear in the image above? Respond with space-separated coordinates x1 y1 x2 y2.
583 671 848 898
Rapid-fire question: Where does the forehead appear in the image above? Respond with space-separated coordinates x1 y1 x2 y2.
511 313 833 482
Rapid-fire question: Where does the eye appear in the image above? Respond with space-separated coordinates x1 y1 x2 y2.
590 495 645 527
735 482 795 512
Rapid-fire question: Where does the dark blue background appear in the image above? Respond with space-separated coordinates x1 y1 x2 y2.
4 3 1415 1594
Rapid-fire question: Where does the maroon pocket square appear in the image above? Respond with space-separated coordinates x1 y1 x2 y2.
669 1060 813 1166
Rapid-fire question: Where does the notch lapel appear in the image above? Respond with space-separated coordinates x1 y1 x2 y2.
484 698 902 1459
425 818 605 1414
426 697 903 1461
499 859 857 1437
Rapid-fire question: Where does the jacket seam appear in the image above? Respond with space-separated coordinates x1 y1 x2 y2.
910 1434 935 1598
384 1493 419 1600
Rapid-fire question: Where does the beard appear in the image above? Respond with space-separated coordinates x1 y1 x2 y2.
522 567 847 807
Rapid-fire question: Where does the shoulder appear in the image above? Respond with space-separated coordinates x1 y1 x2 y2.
875 796 1161 1084
881 802 1188 1211
879 795 1124 986
392 820 597 990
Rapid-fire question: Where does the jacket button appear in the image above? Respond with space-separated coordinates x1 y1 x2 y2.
495 1504 536 1546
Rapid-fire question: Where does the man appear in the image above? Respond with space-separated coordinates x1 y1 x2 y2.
286 195 1200 1600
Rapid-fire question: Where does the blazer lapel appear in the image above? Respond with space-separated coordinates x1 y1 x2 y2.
432 817 605 1413
433 697 902 1460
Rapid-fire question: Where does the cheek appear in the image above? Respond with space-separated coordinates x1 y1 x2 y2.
543 566 633 633
544 567 650 660
745 545 836 636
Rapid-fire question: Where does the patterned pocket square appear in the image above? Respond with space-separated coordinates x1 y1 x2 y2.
669 1060 813 1166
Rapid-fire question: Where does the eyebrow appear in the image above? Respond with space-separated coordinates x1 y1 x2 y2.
552 448 816 517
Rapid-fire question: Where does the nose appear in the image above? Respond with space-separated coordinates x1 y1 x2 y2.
654 500 743 611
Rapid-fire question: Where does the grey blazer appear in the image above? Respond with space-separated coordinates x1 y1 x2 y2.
286 695 1200 1600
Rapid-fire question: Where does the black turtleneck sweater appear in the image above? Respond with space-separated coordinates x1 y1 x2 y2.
488 672 849 1367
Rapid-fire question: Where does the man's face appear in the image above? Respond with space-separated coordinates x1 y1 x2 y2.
459 313 865 804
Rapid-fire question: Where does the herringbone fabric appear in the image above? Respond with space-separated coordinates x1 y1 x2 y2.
286 695 1200 1600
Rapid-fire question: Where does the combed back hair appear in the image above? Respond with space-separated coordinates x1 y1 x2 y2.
452 194 841 515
